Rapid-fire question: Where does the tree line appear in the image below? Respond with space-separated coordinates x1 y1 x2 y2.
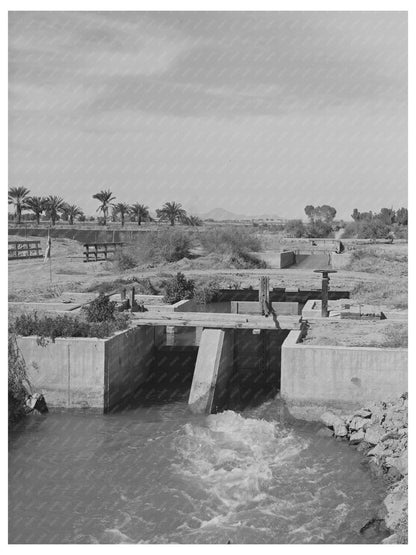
284 204 408 239
8 187 202 227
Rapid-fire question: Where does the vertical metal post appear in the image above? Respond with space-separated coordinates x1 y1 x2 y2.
321 273 329 317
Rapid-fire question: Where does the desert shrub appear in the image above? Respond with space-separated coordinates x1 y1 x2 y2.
382 324 407 348
117 230 192 266
83 293 116 322
284 219 306 238
193 278 221 304
227 251 267 269
8 334 30 424
199 227 262 255
159 230 192 262
163 272 195 304
10 312 129 341
113 249 138 271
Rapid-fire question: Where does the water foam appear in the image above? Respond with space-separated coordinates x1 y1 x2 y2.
173 410 308 512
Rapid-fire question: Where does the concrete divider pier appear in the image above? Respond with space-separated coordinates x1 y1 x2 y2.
188 329 234 414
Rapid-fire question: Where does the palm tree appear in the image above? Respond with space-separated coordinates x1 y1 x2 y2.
92 190 115 225
157 202 187 226
130 203 150 226
8 186 30 224
110 205 118 223
62 203 84 225
44 195 65 226
25 196 46 225
185 215 203 227
114 202 130 227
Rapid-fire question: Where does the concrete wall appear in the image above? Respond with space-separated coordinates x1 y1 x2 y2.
279 251 296 268
231 301 299 315
172 299 198 312
104 327 155 411
254 251 295 268
281 330 408 410
16 328 157 411
16 336 105 409
9 226 151 244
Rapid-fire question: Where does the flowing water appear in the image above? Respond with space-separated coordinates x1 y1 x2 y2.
9 399 387 544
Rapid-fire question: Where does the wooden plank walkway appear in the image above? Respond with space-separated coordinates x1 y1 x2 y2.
131 311 302 330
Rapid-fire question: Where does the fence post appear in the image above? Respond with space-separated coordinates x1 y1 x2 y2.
259 276 270 315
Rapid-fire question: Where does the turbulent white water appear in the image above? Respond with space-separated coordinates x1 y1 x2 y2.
9 401 387 544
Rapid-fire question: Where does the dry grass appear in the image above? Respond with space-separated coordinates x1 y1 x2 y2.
303 321 408 348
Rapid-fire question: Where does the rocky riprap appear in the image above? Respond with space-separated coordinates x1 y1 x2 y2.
320 393 408 544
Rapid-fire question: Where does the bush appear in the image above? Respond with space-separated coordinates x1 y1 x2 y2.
113 230 192 268
10 312 129 341
8 334 30 424
83 293 116 322
159 230 192 262
199 227 262 255
163 272 195 304
113 249 138 271
382 324 407 348
283 219 306 238
193 278 221 304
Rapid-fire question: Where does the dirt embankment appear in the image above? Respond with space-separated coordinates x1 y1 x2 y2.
9 236 407 311
303 321 408 348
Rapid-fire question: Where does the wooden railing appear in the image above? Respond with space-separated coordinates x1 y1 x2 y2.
8 241 43 260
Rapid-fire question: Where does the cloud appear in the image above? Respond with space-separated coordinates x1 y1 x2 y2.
9 12 195 116
9 11 407 120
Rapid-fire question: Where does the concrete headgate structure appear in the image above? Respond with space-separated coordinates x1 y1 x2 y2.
15 276 348 414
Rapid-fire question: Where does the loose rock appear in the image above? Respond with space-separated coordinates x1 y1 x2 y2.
364 425 385 445
349 430 365 444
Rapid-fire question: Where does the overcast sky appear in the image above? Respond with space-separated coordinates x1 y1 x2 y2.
9 11 407 219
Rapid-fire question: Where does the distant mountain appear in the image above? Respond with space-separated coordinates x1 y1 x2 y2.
198 207 285 221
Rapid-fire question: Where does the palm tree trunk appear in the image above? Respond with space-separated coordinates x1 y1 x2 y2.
138 217 141 226
170 218 175 226
16 207 22 225
36 214 40 225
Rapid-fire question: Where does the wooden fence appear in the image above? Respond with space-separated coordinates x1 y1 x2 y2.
83 242 124 262
8 241 43 260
